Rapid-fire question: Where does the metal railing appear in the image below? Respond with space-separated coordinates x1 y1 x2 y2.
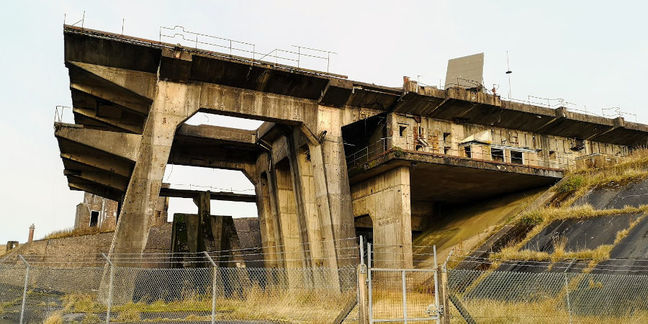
159 25 336 72
415 76 641 122
54 105 73 124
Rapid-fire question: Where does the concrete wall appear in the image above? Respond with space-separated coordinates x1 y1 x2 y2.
351 166 413 268
388 113 630 169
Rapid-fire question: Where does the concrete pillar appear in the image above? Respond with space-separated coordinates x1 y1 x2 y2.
273 159 307 271
316 107 358 269
193 191 222 253
108 81 199 258
286 135 313 270
255 171 282 268
352 166 413 268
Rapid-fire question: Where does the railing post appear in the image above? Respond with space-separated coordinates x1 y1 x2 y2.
204 251 217 324
18 255 29 324
359 236 364 265
402 270 408 324
367 243 373 324
101 253 114 324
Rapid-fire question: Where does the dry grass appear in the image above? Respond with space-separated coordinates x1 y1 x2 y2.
115 308 141 322
62 286 352 323
491 196 648 268
43 311 64 324
449 299 648 324
63 293 106 313
43 225 113 240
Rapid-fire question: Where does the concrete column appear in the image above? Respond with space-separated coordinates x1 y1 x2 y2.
286 135 313 270
321 135 357 263
352 166 413 268
108 81 199 258
193 191 222 253
315 107 358 269
255 171 281 268
273 159 307 271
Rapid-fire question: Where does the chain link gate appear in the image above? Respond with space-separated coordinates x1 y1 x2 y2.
366 243 441 323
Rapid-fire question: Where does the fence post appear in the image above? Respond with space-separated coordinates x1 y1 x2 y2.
439 250 453 324
564 259 574 324
432 246 440 324
357 263 369 324
101 253 114 324
204 251 217 324
367 243 373 324
18 255 29 324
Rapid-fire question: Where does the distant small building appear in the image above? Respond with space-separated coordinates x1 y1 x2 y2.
74 193 119 230
74 192 170 231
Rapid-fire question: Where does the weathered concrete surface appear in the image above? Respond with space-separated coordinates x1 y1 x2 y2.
54 24 648 276
108 81 200 258
352 166 413 268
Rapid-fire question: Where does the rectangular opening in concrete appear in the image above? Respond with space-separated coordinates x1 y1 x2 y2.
184 112 264 130
464 146 472 158
511 151 524 164
89 211 99 227
491 148 505 162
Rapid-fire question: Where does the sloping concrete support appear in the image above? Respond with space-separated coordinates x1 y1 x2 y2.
273 158 308 271
317 107 357 267
255 170 282 268
352 166 413 268
108 81 200 257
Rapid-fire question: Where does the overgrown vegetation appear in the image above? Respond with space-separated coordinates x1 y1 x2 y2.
43 225 113 240
484 148 648 270
555 174 585 193
449 299 648 324
58 287 353 323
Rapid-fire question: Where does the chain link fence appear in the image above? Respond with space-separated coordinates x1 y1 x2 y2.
447 261 648 323
0 253 359 323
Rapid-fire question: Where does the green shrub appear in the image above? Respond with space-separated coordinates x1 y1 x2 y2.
555 175 585 193
519 212 543 227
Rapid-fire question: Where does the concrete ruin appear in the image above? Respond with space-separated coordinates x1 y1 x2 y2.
53 25 648 275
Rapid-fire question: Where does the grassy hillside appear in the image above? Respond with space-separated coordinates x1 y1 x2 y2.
487 149 648 271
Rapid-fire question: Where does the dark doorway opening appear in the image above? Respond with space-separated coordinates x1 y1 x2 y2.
90 211 99 227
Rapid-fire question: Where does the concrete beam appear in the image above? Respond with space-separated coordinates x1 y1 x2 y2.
199 83 319 131
68 178 122 202
68 61 157 100
71 83 150 116
160 188 256 202
61 152 131 178
73 106 142 133
64 169 128 192
55 124 141 161
177 124 257 146
167 154 257 184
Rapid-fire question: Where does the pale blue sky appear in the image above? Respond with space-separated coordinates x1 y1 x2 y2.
1 1 647 242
